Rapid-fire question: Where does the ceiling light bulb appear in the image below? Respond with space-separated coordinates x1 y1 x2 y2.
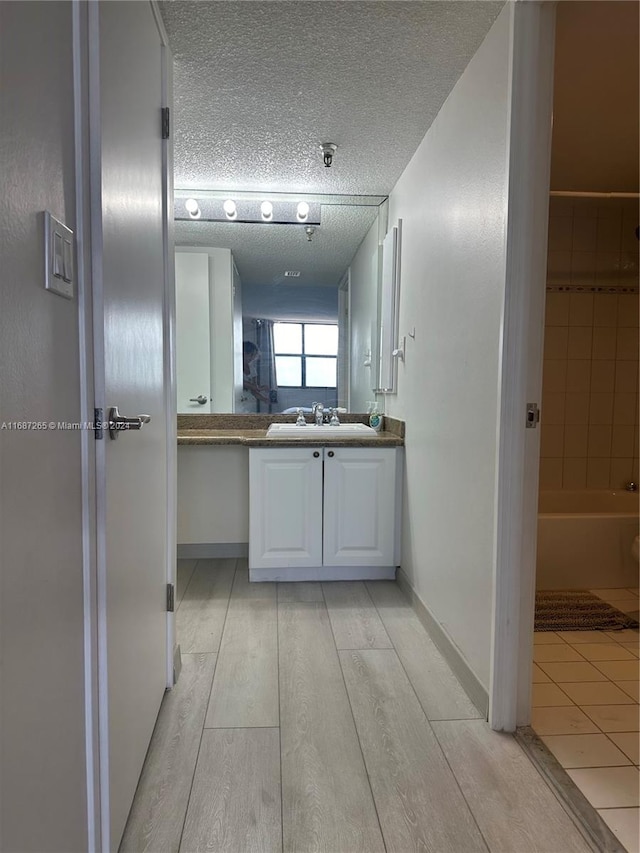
185 198 200 218
296 201 309 221
223 199 237 219
261 201 273 220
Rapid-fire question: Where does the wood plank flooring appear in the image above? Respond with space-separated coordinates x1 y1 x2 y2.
205 565 278 728
120 558 594 853
278 600 385 853
119 653 217 853
181 728 282 853
176 558 235 653
432 719 593 852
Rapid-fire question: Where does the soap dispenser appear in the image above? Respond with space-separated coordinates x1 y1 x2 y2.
367 401 382 432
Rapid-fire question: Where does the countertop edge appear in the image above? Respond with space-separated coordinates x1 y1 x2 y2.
177 430 403 447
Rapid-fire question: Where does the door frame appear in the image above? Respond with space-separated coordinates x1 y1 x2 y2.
78 2 175 848
73 2 101 849
489 1 556 731
151 1 177 691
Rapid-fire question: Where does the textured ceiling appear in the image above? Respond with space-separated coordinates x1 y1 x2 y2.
159 1 504 195
175 203 380 287
163 0 503 288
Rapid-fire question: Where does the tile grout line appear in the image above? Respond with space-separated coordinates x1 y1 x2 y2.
176 558 237 853
321 582 389 853
532 617 639 817
513 729 612 853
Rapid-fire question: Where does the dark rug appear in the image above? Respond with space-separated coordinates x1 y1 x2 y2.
535 590 639 632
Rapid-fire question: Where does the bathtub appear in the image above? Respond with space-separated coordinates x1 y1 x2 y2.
537 490 639 589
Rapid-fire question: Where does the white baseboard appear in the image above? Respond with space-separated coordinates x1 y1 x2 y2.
249 565 397 582
396 568 489 718
177 542 248 559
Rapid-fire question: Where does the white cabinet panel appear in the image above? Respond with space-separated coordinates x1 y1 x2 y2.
249 446 401 580
323 449 397 566
249 448 323 569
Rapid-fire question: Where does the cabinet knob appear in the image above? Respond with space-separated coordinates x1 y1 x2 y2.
327 450 334 458
313 451 320 458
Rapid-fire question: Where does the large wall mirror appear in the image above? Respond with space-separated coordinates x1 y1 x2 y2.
175 190 388 414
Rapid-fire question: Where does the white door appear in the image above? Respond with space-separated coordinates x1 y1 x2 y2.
323 448 397 566
92 2 169 847
249 448 323 569
175 252 212 412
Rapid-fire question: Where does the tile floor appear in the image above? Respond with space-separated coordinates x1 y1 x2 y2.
121 558 595 853
532 587 640 853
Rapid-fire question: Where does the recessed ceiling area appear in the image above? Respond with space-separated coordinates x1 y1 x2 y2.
159 1 504 195
552 1 639 192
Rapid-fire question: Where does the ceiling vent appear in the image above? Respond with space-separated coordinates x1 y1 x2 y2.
284 271 301 277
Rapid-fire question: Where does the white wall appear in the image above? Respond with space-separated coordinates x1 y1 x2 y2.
349 216 380 412
242 282 338 322
384 4 514 691
0 2 89 850
177 447 249 544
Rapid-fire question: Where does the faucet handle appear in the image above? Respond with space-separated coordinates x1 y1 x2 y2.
329 407 340 426
295 408 306 426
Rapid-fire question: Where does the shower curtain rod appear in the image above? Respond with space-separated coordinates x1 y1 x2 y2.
550 190 640 199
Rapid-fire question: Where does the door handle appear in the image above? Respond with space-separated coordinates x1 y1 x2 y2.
108 406 151 440
189 395 208 405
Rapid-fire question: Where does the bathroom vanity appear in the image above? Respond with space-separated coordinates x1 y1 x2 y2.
177 414 404 582
249 445 402 581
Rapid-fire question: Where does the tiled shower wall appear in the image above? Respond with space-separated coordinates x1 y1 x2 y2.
540 197 639 490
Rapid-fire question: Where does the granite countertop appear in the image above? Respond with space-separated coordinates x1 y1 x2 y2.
177 414 404 447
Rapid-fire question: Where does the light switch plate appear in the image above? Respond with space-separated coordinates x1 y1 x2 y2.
44 211 74 299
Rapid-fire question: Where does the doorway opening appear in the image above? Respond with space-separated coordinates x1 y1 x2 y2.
529 4 639 843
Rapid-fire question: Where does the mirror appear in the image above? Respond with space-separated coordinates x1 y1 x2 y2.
174 191 388 414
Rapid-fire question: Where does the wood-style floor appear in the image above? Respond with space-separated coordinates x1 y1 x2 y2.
120 558 593 853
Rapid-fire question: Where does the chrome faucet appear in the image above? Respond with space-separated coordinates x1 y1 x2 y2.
312 402 324 425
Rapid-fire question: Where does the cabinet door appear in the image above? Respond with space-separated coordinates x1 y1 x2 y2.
323 448 397 566
249 448 323 569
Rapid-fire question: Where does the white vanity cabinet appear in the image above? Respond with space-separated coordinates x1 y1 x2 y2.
249 446 402 581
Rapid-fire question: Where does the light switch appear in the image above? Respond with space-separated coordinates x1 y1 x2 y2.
44 211 74 299
62 238 73 283
53 232 64 278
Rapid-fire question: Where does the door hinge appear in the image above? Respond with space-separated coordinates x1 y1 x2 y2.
526 402 540 429
167 583 175 612
94 407 104 441
161 107 170 140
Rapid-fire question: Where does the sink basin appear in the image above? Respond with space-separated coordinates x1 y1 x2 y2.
266 423 377 438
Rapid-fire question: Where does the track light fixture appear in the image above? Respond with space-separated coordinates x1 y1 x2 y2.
185 198 201 219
